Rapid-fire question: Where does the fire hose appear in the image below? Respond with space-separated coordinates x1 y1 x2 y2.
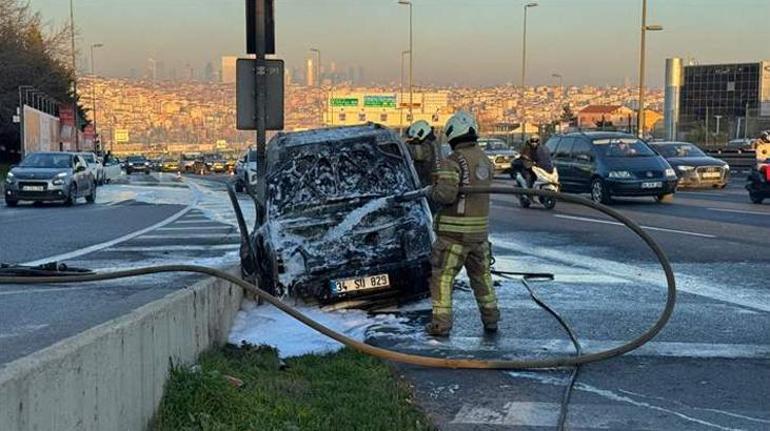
0 186 676 370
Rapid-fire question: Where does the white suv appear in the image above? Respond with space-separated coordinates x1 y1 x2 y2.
234 148 257 192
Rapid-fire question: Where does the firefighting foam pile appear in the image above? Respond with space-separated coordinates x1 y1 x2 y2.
228 299 410 358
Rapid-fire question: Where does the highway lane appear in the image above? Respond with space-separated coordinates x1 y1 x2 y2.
0 173 253 365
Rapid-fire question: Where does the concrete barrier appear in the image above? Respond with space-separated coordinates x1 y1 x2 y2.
0 268 244 431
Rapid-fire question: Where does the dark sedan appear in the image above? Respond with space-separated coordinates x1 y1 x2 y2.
546 132 678 204
4 152 96 207
650 142 730 189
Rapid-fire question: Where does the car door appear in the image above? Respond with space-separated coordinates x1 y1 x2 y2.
570 138 595 192
552 137 576 190
74 156 89 194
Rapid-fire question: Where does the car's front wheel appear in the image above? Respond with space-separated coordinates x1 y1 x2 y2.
749 193 764 204
655 193 674 204
5 198 18 207
591 178 611 204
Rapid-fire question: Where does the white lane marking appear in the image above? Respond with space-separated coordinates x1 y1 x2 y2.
502 374 747 431
21 205 195 266
170 219 218 224
389 336 770 359
451 401 740 430
137 233 237 240
708 207 770 216
492 236 770 313
0 286 100 296
554 214 717 238
155 226 233 231
109 244 240 252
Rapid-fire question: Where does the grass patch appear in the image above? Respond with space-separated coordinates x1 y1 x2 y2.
152 344 433 431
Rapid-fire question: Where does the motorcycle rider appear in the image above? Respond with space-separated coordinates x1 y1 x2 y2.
425 111 500 337
517 134 553 187
405 120 439 187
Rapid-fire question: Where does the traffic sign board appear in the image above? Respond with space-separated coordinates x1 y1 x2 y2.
236 58 284 130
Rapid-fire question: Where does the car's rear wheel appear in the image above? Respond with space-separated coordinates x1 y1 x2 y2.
591 178 611 204
655 193 674 204
749 193 764 204
86 181 97 203
5 198 18 207
65 184 77 206
540 196 556 210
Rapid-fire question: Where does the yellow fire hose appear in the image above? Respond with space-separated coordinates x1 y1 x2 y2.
0 186 676 370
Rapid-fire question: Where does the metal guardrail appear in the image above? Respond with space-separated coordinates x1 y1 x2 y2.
705 150 756 170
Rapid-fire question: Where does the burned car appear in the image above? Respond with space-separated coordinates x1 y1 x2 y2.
242 124 434 304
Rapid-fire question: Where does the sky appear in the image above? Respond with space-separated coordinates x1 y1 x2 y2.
29 0 770 87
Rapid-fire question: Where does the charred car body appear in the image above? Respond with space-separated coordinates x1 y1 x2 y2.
240 124 433 304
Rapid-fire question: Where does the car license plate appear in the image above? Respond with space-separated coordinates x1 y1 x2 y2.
331 273 390 294
22 185 44 192
641 181 662 189
701 172 721 179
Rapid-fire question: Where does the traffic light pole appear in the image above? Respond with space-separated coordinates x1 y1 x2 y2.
254 0 267 225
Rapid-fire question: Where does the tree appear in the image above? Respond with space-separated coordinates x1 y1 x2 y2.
560 104 577 125
0 0 84 162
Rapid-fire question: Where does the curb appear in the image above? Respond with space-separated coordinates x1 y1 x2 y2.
0 267 243 431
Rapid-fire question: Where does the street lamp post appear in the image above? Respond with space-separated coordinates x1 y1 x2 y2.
69 0 79 151
521 2 538 87
637 0 663 138
400 50 410 129
714 114 722 139
398 0 413 120
90 43 103 152
309 48 323 124
551 73 563 90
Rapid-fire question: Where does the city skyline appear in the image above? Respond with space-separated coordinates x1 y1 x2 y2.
29 0 770 87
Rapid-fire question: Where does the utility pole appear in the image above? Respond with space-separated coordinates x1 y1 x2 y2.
310 48 322 124
70 0 79 151
637 0 663 138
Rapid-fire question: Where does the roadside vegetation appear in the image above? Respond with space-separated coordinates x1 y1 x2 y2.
153 343 433 431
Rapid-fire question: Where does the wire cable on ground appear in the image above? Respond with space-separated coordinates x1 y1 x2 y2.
493 270 580 431
0 186 676 371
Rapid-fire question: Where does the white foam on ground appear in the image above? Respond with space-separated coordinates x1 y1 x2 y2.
228 299 409 358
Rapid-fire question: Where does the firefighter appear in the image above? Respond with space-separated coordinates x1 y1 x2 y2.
405 120 439 187
425 111 500 337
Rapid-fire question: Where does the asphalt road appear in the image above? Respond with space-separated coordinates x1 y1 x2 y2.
0 172 253 365
370 178 770 430
2 170 769 430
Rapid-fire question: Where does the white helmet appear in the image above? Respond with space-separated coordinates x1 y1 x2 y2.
406 120 433 141
444 110 478 143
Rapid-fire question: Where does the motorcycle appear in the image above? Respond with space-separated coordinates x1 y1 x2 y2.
512 157 560 210
746 142 770 204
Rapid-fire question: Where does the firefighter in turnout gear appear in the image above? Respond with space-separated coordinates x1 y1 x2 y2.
426 111 500 337
405 120 440 187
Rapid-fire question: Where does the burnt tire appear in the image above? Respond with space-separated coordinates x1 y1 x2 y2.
86 182 97 203
65 184 77 206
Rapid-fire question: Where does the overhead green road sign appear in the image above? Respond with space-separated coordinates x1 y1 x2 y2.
331 98 359 107
364 95 396 108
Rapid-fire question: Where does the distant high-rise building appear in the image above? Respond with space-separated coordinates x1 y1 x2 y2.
203 62 215 82
358 66 365 85
306 58 315 87
184 63 195 81
221 56 237 84
156 61 166 81
348 66 356 84
147 58 157 81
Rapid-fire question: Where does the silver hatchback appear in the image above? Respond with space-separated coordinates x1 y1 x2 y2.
4 152 96 207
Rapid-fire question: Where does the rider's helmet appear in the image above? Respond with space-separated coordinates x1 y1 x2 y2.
444 111 478 144
759 130 770 143
405 120 433 142
527 134 541 146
